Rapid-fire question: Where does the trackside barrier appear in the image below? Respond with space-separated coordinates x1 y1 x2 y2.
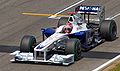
92 54 120 71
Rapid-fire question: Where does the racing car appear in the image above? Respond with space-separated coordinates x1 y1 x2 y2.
10 5 117 65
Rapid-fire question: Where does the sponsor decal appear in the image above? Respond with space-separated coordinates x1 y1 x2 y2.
79 6 100 12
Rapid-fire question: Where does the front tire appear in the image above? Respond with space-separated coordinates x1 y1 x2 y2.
20 35 36 52
65 38 81 61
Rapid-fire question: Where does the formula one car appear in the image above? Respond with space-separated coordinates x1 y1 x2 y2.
10 5 117 65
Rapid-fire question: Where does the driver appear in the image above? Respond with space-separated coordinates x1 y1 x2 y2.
63 22 73 33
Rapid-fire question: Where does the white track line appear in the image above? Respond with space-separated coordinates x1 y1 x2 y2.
48 0 85 19
55 0 85 15
93 55 120 71
106 12 120 20
110 13 120 19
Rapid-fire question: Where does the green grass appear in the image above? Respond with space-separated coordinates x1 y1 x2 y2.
110 63 120 71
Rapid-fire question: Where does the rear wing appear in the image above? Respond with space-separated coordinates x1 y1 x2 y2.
75 5 105 23
75 5 104 14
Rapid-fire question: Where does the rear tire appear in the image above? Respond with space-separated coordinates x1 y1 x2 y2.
65 38 81 61
100 20 117 41
57 17 68 27
20 35 36 52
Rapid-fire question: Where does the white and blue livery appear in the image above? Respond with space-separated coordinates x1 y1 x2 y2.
10 5 117 65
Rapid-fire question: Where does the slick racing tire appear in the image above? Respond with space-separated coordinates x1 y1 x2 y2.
20 35 36 52
100 20 117 41
65 38 81 61
57 17 68 27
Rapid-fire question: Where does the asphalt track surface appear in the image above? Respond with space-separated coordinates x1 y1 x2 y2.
0 0 120 71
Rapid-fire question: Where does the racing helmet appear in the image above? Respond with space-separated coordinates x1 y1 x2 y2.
63 22 73 33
